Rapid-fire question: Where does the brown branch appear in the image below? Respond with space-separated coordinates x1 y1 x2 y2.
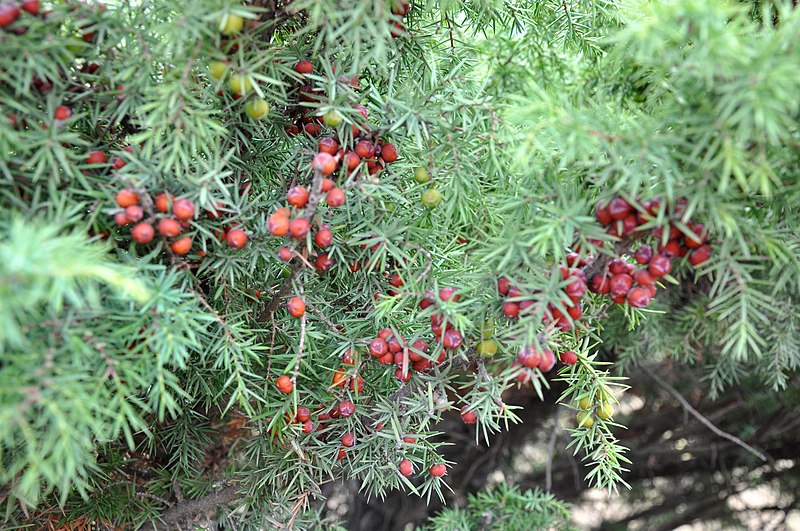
139 483 242 531
642 366 769 462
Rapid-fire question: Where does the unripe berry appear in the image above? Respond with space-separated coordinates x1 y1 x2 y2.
476 339 497 357
287 186 310 208
171 237 192 255
226 229 248 248
131 223 154 244
219 13 244 35
421 188 442 208
414 166 431 183
171 198 195 221
209 61 228 80
157 218 182 238
276 375 293 394
577 411 594 428
323 110 342 127
287 297 305 317
245 98 270 120
228 74 252 95
289 217 310 239
326 188 345 208
460 406 477 424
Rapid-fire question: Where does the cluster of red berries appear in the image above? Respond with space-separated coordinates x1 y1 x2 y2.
419 287 466 345
0 1 41 33
283 60 361 137
587 196 712 308
497 271 586 332
112 189 196 253
367 328 444 383
389 1 411 37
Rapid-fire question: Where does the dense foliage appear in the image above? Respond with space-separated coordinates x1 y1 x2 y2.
1 0 798 529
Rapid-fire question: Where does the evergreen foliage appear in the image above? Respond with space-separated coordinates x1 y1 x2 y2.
0 0 798 528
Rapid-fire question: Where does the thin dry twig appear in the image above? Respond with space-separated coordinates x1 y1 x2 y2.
643 366 768 462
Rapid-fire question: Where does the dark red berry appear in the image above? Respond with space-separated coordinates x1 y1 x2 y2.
442 329 463 350
315 253 333 271
634 245 653 264
689 244 712 266
538 349 556 372
399 459 414 477
0 4 20 27
460 406 477 424
560 351 578 365
658 240 682 258
369 338 388 357
595 203 612 226
608 197 631 220
502 301 520 318
627 286 652 308
633 269 656 286
341 433 355 447
609 273 633 297
648 255 672 278
338 400 355 417
429 464 446 478
589 275 610 294
518 346 542 368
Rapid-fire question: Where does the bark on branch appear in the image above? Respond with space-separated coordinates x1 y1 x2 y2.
139 483 242 531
